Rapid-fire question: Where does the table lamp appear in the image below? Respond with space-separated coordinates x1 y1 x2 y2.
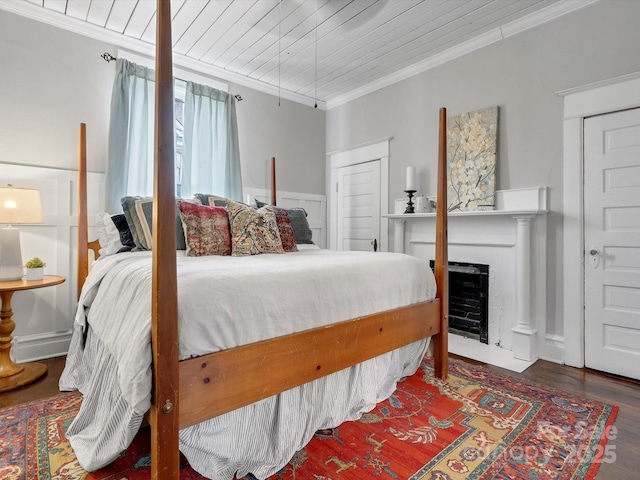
0 185 43 281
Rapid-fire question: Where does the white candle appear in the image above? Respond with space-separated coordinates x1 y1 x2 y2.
405 166 416 191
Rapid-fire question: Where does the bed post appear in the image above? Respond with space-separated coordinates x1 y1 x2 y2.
271 156 277 205
150 0 180 478
434 107 449 379
77 123 88 300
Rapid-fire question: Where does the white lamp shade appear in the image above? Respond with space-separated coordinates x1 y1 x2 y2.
0 185 43 225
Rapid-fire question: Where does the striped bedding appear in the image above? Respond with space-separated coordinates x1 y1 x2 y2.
60 247 436 479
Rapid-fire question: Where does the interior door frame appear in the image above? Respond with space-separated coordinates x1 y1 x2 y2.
559 71 640 368
328 138 390 251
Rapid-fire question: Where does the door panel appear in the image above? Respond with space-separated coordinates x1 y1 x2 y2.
336 161 381 251
584 107 640 380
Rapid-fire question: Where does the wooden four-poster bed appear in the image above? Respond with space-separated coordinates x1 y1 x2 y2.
65 2 449 479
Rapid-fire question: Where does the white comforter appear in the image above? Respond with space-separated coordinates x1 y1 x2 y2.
60 248 436 479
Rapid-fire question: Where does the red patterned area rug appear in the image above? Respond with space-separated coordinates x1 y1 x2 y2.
0 357 618 480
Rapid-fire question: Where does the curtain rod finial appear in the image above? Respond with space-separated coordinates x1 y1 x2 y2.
101 52 116 63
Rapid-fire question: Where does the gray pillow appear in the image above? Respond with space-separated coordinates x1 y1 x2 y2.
194 193 229 207
255 200 313 244
121 196 187 250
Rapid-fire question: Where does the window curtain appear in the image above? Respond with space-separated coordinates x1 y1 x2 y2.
105 58 156 212
181 82 242 201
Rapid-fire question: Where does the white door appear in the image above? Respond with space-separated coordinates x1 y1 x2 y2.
584 107 640 380
336 161 380 251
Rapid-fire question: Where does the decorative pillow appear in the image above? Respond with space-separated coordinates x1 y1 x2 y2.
255 200 313 244
120 196 147 250
121 196 188 251
177 200 231 256
96 212 123 257
194 193 228 207
287 208 314 244
110 213 135 252
226 200 284 256
258 206 297 252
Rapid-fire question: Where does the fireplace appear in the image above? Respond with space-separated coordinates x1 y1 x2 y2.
431 260 489 344
387 188 548 361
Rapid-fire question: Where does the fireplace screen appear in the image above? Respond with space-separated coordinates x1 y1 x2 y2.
430 260 489 344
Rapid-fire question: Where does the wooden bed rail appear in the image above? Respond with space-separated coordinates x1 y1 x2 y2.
179 300 440 428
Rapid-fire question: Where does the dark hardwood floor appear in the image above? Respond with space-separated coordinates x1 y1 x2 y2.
1 354 638 478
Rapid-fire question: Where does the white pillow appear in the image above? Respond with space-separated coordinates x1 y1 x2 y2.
96 212 124 257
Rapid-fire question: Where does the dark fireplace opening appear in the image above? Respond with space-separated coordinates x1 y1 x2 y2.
430 260 489 344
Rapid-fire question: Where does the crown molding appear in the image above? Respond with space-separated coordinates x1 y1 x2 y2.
556 70 640 97
500 0 599 38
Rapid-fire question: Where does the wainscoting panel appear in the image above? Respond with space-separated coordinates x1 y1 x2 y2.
0 163 104 362
245 188 327 248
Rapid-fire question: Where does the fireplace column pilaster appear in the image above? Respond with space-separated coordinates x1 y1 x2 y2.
391 219 406 253
511 214 537 361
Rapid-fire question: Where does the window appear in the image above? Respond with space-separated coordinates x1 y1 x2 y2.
175 79 186 198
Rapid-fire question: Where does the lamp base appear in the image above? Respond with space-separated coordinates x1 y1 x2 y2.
0 362 47 392
0 227 23 281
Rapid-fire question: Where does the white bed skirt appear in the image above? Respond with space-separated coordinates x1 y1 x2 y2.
61 325 429 479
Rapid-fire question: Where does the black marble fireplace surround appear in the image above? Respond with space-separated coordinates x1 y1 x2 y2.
430 260 489 344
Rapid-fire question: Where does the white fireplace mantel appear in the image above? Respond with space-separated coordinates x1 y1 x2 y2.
383 187 548 363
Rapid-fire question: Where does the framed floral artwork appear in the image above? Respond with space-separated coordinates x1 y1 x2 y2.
446 106 498 211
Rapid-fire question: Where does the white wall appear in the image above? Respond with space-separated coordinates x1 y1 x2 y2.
326 0 640 360
0 10 112 172
233 85 326 196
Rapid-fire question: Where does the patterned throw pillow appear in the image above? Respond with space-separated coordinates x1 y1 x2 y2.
177 201 231 256
258 206 297 252
226 200 284 256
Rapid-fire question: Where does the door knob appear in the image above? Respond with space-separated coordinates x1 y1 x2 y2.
589 245 600 268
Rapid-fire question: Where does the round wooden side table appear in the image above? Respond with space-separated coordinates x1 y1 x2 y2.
0 275 65 392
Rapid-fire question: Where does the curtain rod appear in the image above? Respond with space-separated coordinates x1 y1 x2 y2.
100 52 243 102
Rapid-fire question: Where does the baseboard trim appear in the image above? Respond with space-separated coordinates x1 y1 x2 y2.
12 330 72 362
541 333 564 364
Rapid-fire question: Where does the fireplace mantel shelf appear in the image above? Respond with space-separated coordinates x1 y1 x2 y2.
385 187 548 220
383 208 547 220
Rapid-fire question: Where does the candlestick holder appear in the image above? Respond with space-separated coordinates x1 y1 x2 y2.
404 190 416 213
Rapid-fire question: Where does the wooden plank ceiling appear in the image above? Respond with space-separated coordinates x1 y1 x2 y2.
14 0 589 107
